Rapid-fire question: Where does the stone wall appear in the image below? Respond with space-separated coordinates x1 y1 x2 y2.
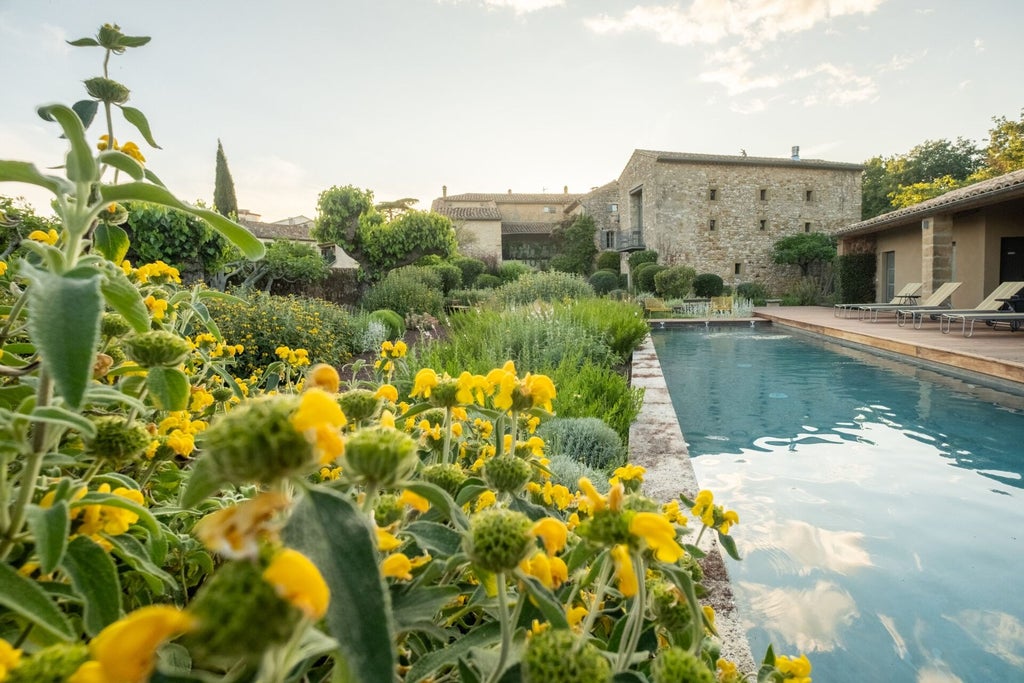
616 152 862 294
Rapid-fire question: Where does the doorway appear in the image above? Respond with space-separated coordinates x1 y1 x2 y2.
999 237 1024 282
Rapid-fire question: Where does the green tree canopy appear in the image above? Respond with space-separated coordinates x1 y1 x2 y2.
0 195 61 259
771 232 836 276
374 197 418 221
973 110 1024 180
550 214 598 276
124 201 233 281
213 139 238 217
314 185 456 278
233 239 329 291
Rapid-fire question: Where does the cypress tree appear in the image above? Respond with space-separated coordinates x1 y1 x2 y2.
213 139 238 217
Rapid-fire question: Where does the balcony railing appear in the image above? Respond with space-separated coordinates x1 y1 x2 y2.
616 231 645 252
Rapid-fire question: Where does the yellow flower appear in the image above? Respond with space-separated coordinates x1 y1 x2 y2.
28 228 59 245
411 368 439 399
522 373 556 411
474 490 497 511
379 409 397 429
486 361 517 411
775 653 812 683
77 484 144 538
629 511 685 563
96 134 117 151
718 509 740 535
381 552 413 581
610 463 646 485
70 605 194 683
376 526 402 551
190 387 215 413
566 605 589 629
611 544 637 597
142 294 168 321
717 658 741 683
456 371 490 404
194 492 290 559
399 489 430 513
291 388 347 463
531 517 568 556
119 140 146 163
0 639 22 680
691 489 716 526
578 477 608 512
375 383 399 403
263 548 330 620
520 551 567 589
0 261 8 277
307 364 340 393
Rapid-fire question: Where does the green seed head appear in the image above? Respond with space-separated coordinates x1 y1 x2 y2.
483 454 532 494
523 628 612 683
577 508 631 548
428 379 460 408
650 646 715 683
338 389 381 423
421 463 468 497
84 76 130 104
201 395 314 484
344 427 418 488
463 508 534 573
87 415 151 463
5 643 89 683
123 330 190 368
100 312 131 339
374 492 403 527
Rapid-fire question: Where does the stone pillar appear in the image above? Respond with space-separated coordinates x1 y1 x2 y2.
921 214 953 297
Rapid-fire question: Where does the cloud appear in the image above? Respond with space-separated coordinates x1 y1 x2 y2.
585 0 887 47
974 38 985 52
739 579 860 652
793 62 878 104
441 0 564 14
880 50 927 72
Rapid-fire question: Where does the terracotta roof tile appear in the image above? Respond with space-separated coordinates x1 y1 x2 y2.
637 149 864 172
240 219 315 242
836 168 1024 236
502 222 559 235
434 205 502 220
440 192 583 204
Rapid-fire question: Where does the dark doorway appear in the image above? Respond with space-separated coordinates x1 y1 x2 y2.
1000 237 1024 282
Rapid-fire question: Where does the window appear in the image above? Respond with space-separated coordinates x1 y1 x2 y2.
708 188 717 200
805 189 814 202
759 188 767 201
759 219 767 231
603 231 616 249
543 206 555 214
734 263 742 275
709 219 716 231
608 203 618 213
804 222 811 233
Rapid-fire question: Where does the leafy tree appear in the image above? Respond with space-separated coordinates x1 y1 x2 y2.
0 195 60 259
124 201 233 281
314 185 456 279
374 197 418 220
550 214 598 276
232 239 329 292
973 110 1024 180
889 175 962 209
213 139 238 217
860 156 893 221
771 232 836 277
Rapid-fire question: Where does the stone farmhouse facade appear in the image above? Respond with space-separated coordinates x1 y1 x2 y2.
834 168 1024 308
431 187 582 268
433 149 862 291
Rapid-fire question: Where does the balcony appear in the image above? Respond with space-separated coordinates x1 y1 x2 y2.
616 230 645 252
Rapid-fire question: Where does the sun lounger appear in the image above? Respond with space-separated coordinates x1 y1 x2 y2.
940 311 1024 337
643 297 672 317
856 282 962 322
834 282 922 318
897 281 1024 329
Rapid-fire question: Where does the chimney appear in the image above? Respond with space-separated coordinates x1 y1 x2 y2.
563 185 568 194
791 145 800 161
507 189 512 194
442 184 447 198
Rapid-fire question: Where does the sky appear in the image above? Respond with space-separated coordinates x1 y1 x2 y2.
1 0 1021 222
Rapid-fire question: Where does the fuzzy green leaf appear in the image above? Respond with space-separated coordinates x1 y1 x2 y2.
100 182 263 259
71 99 100 129
93 224 132 266
119 105 160 148
517 574 569 629
71 492 167 563
403 520 462 558
403 480 468 530
23 265 102 410
38 104 96 183
405 621 501 683
26 501 70 574
284 486 397 683
0 561 75 640
178 456 226 509
97 149 145 180
0 160 71 195
146 367 190 411
99 264 150 332
67 37 100 47
61 536 123 636
717 532 741 561
29 406 98 439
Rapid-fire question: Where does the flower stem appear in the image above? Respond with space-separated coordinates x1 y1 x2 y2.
578 552 613 645
442 406 453 465
615 551 648 671
487 571 512 683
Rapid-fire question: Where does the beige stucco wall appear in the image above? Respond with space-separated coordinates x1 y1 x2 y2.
616 153 862 293
455 219 503 263
874 226 922 304
951 213 986 307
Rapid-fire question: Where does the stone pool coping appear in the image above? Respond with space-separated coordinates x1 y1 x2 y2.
629 334 757 672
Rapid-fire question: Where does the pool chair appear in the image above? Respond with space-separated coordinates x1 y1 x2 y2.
856 282 962 322
897 281 1024 329
940 310 1024 337
834 282 922 318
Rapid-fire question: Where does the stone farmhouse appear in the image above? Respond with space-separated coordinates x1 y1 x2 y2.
237 211 357 269
433 148 863 291
834 168 1024 307
430 187 582 268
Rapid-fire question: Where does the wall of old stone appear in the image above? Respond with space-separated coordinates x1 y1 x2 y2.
456 219 503 263
615 153 862 294
576 182 621 251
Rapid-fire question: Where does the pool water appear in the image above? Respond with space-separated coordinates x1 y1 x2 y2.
651 327 1024 683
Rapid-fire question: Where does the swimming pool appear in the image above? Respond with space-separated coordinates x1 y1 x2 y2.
651 326 1024 683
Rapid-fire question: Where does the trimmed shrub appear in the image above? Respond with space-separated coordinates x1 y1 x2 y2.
362 266 444 318
428 262 462 294
451 256 487 287
589 269 620 295
546 455 609 493
693 273 725 297
596 250 621 272
654 265 697 298
489 271 594 306
368 309 406 340
634 262 667 293
735 282 768 306
498 261 535 283
537 417 625 471
627 249 658 273
551 361 643 443
474 274 502 289
836 253 876 304
207 290 356 376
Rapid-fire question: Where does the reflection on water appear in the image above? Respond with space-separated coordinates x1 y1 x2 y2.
652 328 1024 683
